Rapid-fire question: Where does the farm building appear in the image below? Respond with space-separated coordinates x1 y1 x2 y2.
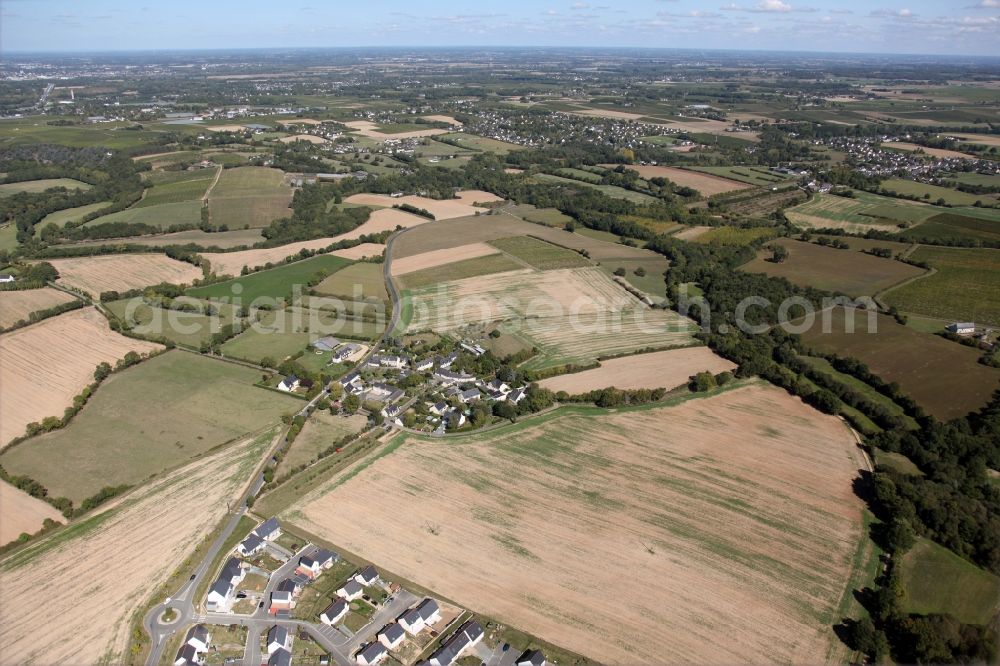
312 336 341 352
947 322 976 335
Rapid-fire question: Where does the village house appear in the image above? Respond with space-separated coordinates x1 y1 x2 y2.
185 625 210 653
320 598 349 625
205 578 235 613
397 598 440 635
428 620 484 666
354 565 380 586
356 641 388 666
414 358 435 372
173 643 203 666
507 387 527 404
332 343 361 362
254 518 282 541
236 533 264 557
458 388 481 404
269 590 293 614
439 352 458 368
337 579 364 601
516 649 548 666
266 625 291 655
268 649 292 666
377 622 406 650
277 376 300 392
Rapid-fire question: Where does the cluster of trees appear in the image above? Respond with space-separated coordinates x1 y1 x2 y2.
262 185 371 244
558 386 669 407
0 144 147 245
0 261 59 290
0 298 84 334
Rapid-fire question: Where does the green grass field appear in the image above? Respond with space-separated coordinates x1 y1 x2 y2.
884 246 1000 326
740 239 925 297
489 235 592 270
556 167 604 183
694 226 780 246
187 254 353 305
412 140 476 157
873 449 923 476
0 223 17 251
314 262 388 301
437 132 523 154
533 173 658 204
0 178 92 197
36 201 113 231
138 169 215 207
0 117 176 149
785 191 939 233
104 298 240 347
881 179 984 207
946 172 1000 188
84 200 203 230
898 538 1000 625
0 351 299 503
208 166 292 229
799 308 1000 421
397 253 524 290
220 309 313 364
278 412 368 474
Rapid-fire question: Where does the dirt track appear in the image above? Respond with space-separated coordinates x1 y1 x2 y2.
290 383 867 665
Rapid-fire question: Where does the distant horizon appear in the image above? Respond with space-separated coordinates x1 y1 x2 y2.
3 0 998 56
5 45 1000 62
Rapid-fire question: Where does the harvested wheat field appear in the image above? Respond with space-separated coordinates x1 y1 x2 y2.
343 120 449 140
539 347 735 393
391 242 500 276
422 114 463 126
620 165 750 196
288 383 868 665
0 307 162 446
0 480 63 546
201 238 349 276
47 254 203 297
278 134 329 144
0 430 272 665
335 208 428 240
328 243 386 260
0 288 76 329
345 190 502 220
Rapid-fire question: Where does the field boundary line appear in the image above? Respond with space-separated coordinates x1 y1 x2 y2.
873 265 936 310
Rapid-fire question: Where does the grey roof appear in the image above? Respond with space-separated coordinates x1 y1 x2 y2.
208 578 232 598
416 598 439 621
186 624 209 645
268 648 292 666
399 608 421 626
267 625 288 646
254 517 280 537
314 548 337 564
359 641 387 662
340 579 363 596
357 565 379 583
239 533 263 552
221 557 241 579
459 388 480 400
323 598 348 619
379 622 405 642
176 643 199 664
430 644 457 666
276 578 298 593
517 649 546 666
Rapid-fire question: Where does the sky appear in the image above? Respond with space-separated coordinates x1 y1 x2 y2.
2 0 998 56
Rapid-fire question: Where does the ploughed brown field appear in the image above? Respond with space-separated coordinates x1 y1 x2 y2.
0 307 162 446
344 190 502 220
287 383 867 665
